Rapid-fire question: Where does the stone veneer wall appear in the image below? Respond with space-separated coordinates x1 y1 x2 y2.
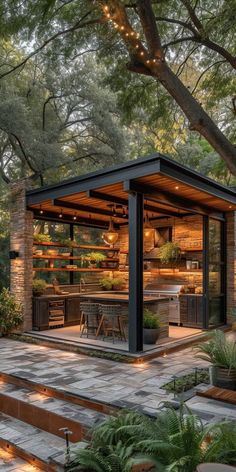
226 211 236 325
10 180 34 332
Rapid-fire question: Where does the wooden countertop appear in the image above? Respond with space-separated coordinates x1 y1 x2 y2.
79 292 169 303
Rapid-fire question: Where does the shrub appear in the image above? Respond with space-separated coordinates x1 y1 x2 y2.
159 242 180 264
143 308 160 329
0 288 23 335
195 330 236 370
33 233 51 243
32 279 47 296
101 277 113 290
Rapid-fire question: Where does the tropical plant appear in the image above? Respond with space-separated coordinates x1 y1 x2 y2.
32 278 47 296
159 242 180 264
195 330 236 370
87 252 106 262
33 233 51 243
100 277 113 290
112 277 126 290
67 406 236 472
143 309 160 329
0 288 23 335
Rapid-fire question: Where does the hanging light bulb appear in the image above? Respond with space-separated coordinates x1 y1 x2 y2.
59 209 63 218
39 205 43 215
103 217 118 246
73 213 77 221
143 213 154 241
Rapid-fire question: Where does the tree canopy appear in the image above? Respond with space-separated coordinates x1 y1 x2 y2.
1 0 235 176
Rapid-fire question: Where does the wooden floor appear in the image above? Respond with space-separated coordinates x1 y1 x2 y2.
198 386 236 405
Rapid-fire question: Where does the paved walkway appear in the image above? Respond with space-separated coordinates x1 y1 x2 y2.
0 339 235 423
0 446 42 471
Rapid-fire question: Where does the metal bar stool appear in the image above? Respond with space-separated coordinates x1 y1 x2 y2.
97 304 126 343
80 303 100 338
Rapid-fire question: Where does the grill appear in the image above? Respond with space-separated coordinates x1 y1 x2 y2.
144 284 182 325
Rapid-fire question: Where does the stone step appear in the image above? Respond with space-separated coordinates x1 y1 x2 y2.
0 412 66 471
0 446 43 472
0 381 109 443
185 395 236 423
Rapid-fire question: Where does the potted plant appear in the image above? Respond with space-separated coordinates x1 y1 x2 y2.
112 277 126 290
143 308 161 344
60 238 77 249
87 252 106 267
0 288 23 336
101 277 113 291
32 279 47 296
195 330 236 390
33 233 51 244
159 242 180 264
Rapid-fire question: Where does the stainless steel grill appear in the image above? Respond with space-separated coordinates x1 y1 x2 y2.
144 284 182 325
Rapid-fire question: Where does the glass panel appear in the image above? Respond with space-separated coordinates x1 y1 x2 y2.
208 219 224 326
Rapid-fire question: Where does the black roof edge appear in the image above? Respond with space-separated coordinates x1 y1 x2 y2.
26 151 236 200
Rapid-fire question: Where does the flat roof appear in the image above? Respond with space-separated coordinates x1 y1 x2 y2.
26 153 236 227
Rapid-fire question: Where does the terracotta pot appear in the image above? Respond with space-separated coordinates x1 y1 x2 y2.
210 365 236 390
143 328 160 345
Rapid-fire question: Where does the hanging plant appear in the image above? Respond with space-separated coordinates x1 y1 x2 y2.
159 242 180 264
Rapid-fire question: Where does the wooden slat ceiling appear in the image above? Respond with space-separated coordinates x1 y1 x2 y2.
29 172 236 224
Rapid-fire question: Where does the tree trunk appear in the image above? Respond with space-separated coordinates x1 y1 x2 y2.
129 60 236 175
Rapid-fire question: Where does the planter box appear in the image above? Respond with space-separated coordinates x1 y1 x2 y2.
210 366 236 391
143 328 160 345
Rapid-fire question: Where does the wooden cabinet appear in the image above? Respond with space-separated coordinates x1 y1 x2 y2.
65 297 80 325
180 295 203 327
33 295 81 330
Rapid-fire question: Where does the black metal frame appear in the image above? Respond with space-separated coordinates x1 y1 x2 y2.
128 192 144 353
203 216 209 329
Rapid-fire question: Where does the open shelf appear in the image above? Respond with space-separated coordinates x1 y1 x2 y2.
33 241 119 251
33 255 119 261
33 268 114 272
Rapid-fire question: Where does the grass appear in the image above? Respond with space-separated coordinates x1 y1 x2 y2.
163 368 209 393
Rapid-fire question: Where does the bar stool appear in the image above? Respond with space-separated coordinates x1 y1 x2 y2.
80 303 100 338
97 304 126 343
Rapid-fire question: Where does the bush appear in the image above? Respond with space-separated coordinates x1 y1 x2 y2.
33 233 51 243
195 330 236 370
159 242 180 264
0 288 23 335
143 308 160 329
32 279 47 296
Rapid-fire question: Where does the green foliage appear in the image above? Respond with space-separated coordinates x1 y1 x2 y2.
67 406 236 472
33 233 51 243
32 278 47 296
112 277 125 289
195 330 236 370
159 242 180 264
100 277 113 290
163 369 209 393
143 309 160 329
87 252 106 262
0 288 23 335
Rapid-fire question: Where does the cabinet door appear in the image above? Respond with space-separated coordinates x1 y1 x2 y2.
33 299 49 330
196 297 203 326
187 297 197 324
65 297 81 324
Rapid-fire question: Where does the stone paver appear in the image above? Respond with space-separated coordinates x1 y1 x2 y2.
0 447 43 471
0 338 235 423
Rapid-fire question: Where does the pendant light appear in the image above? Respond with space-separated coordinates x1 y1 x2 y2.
143 212 154 241
103 217 118 246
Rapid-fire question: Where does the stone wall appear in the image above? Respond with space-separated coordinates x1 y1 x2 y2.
10 180 34 332
226 211 236 325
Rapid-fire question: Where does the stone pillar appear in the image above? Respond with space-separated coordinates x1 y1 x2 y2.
226 211 236 326
9 179 34 332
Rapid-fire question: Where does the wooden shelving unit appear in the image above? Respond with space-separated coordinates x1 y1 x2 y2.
33 241 119 251
33 267 108 272
33 255 119 261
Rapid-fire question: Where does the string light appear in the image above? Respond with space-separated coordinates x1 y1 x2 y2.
146 59 150 64
140 51 144 56
104 5 109 11
135 44 139 49
120 25 125 30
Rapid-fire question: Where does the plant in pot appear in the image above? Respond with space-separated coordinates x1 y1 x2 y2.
195 330 236 390
87 252 106 268
32 279 47 297
159 242 180 264
0 288 23 336
143 308 161 344
112 277 126 291
33 233 51 244
60 238 77 249
100 277 113 291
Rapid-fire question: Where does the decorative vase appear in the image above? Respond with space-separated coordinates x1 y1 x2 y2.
143 328 160 345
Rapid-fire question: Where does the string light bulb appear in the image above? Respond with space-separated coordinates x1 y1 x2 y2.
140 51 144 56
73 214 77 221
120 25 125 30
39 205 43 215
59 209 63 218
104 5 109 11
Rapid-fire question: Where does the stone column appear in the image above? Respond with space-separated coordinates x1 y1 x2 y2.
9 179 34 332
226 211 236 326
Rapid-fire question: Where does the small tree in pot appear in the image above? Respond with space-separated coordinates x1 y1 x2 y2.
143 308 161 345
195 330 236 391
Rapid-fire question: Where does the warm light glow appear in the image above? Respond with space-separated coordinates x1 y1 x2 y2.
120 25 125 30
143 214 154 241
140 51 144 56
135 44 139 49
103 217 119 246
175 186 179 190
104 5 109 11
146 59 150 64
229 205 232 209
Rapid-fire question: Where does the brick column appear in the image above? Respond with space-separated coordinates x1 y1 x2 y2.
226 211 236 325
9 179 34 332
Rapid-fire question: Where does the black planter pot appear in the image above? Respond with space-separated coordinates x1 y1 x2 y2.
210 366 236 391
143 328 160 345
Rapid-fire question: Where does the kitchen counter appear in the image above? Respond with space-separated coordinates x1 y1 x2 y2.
79 291 169 303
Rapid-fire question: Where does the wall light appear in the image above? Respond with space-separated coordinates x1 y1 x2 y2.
9 250 20 259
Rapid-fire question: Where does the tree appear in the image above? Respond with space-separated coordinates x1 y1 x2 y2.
1 0 235 174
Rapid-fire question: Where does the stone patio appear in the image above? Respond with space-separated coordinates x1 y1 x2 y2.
0 338 235 424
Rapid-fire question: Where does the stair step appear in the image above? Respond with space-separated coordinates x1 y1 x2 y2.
0 412 65 471
0 382 109 443
0 446 43 472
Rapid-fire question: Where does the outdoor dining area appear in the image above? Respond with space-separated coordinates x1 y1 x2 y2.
79 302 126 342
